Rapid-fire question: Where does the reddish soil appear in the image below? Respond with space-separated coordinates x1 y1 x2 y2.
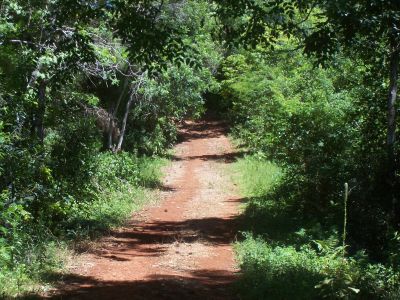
48 118 242 300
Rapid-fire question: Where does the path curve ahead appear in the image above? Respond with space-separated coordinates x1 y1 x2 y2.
51 118 241 300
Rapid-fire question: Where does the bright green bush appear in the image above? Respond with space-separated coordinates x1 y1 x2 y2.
223 40 400 296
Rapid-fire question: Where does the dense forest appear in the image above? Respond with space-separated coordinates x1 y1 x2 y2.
1 0 400 298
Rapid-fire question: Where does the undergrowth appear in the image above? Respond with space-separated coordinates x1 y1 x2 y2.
232 155 400 299
0 153 166 298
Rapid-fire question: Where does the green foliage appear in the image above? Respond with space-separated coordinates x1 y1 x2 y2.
124 60 219 155
221 42 394 257
304 1 399 63
215 0 311 49
2 0 399 298
237 236 355 299
232 156 400 299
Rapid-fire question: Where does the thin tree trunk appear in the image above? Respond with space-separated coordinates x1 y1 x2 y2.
115 89 135 152
387 44 399 227
107 78 130 150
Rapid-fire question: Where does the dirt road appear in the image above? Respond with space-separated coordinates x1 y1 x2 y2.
50 119 241 299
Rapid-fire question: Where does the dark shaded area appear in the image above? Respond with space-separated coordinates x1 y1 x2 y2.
171 152 246 163
240 195 330 249
176 118 229 143
42 218 241 299
71 210 242 264
204 92 231 116
109 215 240 249
38 270 238 300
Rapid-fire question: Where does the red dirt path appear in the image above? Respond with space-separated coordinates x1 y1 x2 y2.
49 118 242 300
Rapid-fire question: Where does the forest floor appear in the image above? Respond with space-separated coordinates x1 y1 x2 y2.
47 118 242 299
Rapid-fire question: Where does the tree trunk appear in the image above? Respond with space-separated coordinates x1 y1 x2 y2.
115 89 135 152
387 44 399 227
37 80 46 144
107 78 130 150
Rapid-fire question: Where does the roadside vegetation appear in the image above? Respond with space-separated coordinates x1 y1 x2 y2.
224 12 400 296
232 156 400 299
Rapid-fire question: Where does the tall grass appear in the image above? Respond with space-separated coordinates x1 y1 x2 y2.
232 155 281 197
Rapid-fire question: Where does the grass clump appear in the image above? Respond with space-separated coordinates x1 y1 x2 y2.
232 155 400 299
0 233 69 298
64 154 166 237
232 155 281 197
